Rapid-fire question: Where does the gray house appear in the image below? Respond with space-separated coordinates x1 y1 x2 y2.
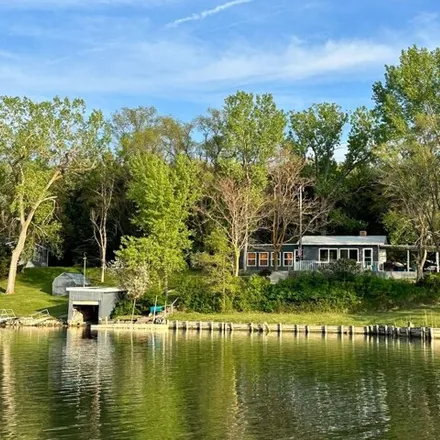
243 234 388 272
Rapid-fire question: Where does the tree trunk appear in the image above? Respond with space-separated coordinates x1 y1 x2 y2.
5 227 29 294
234 249 240 277
100 243 106 283
273 246 281 271
416 248 427 282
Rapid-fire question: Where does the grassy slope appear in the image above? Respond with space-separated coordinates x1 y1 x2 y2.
170 309 440 328
0 267 114 318
3 267 440 326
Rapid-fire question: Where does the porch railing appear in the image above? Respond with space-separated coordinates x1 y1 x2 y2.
292 260 382 272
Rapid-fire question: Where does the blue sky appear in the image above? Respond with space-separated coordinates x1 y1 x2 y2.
0 0 439 121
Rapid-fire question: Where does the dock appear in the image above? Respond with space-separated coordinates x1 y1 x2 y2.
166 320 440 341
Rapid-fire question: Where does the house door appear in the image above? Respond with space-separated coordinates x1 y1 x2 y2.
363 248 373 268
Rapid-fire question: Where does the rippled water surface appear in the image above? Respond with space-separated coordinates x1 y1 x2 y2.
1 329 440 439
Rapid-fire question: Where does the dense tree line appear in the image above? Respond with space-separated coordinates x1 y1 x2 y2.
1 46 439 297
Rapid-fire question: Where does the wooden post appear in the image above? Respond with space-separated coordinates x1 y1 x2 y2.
407 250 410 272
175 320 179 330
277 323 282 333
210 321 214 331
305 325 310 334
249 322 253 333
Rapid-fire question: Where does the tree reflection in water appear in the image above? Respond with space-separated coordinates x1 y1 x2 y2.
1 329 440 439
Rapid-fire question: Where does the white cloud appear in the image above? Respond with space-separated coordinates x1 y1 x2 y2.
167 0 252 28
0 9 437 106
0 0 176 9
0 37 396 101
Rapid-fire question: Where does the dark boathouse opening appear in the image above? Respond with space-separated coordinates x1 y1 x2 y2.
73 304 99 324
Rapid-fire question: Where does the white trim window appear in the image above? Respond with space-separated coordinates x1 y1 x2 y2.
363 248 373 267
339 248 359 261
283 252 294 267
247 252 257 267
259 252 269 267
319 248 338 263
270 252 282 267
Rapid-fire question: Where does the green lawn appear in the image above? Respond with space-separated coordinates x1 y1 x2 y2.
3 267 440 327
170 309 440 328
0 266 115 318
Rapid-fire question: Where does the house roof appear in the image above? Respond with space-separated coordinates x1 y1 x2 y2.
299 235 387 246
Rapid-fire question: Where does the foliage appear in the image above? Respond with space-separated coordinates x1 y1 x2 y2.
170 271 440 315
0 241 11 278
374 46 440 280
192 228 237 311
128 152 200 282
111 236 155 301
0 96 109 293
319 259 362 281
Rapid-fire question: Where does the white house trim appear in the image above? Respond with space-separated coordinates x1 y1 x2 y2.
259 252 269 267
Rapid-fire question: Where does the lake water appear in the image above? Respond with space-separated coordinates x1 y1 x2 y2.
1 329 440 440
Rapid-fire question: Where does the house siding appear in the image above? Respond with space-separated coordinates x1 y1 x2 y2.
242 243 383 271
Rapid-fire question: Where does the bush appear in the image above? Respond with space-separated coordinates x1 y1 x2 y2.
258 268 272 277
112 296 137 318
174 274 223 313
319 259 361 281
169 268 437 314
234 276 269 312
265 273 359 313
0 242 11 279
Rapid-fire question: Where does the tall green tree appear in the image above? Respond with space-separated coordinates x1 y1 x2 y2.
374 46 440 278
221 91 286 271
127 152 200 288
289 103 376 231
0 96 108 294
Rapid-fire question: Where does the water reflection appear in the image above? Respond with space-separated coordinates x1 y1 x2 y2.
2 329 440 439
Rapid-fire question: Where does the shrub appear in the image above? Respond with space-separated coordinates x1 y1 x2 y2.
234 276 270 312
112 296 138 318
265 273 359 312
258 268 272 277
320 259 361 281
0 242 11 279
169 266 435 314
174 274 223 313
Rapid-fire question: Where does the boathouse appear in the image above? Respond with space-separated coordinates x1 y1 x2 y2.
67 287 123 324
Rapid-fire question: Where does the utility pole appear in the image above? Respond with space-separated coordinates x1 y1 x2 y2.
83 252 87 287
298 185 303 271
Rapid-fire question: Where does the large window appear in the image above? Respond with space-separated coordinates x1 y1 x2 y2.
259 252 269 267
271 252 282 267
283 252 294 267
363 248 373 267
340 249 359 261
247 252 257 267
319 249 338 263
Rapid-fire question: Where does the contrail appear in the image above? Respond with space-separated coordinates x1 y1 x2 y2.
167 0 253 28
